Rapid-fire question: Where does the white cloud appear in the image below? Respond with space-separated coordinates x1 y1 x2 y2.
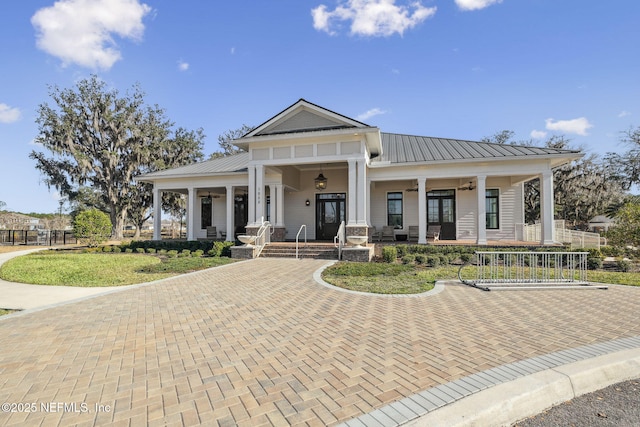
230 47 236 55
357 107 387 121
530 130 547 140
312 0 437 37
545 117 593 136
31 0 151 70
618 110 631 118
178 60 189 71
0 103 21 123
455 0 503 11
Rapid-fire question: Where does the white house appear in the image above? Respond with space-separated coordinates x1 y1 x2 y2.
139 99 582 247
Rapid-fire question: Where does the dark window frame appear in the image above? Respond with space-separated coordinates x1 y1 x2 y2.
387 192 403 229
486 189 499 230
201 197 212 229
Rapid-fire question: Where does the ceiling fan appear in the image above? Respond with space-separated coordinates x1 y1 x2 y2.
405 180 432 192
457 181 476 191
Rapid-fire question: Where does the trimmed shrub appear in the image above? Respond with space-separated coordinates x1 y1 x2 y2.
460 253 472 263
415 254 427 265
382 246 397 263
167 250 179 258
438 254 449 265
179 249 191 258
146 248 156 254
135 248 145 254
73 209 112 247
396 245 408 258
193 249 204 257
125 248 133 253
616 259 632 272
112 246 121 253
401 254 415 264
426 255 440 268
101 245 113 253
586 248 603 270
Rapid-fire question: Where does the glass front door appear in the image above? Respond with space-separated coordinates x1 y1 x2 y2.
427 190 456 240
316 193 346 240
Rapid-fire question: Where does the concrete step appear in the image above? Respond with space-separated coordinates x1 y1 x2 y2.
260 244 338 260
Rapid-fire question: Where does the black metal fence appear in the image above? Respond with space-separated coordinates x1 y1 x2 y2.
0 230 77 246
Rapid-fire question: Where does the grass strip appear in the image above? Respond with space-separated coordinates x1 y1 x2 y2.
0 252 235 287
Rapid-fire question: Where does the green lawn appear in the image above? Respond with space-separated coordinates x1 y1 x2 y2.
323 262 640 294
0 251 235 287
588 270 640 286
322 262 447 294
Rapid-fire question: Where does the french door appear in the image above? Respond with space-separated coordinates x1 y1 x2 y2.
427 190 456 240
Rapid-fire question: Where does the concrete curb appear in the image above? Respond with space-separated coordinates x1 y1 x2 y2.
405 348 640 427
340 336 640 427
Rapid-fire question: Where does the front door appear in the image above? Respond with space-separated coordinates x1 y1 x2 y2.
234 194 248 237
427 190 456 240
316 193 346 240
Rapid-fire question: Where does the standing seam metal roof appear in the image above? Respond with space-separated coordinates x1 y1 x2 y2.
375 133 580 164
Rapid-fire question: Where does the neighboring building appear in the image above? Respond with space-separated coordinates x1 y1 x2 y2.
0 212 41 230
138 99 582 245
588 215 616 232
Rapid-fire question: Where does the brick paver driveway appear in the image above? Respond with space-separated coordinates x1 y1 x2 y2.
1 258 639 426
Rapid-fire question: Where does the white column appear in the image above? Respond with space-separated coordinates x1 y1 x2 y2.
418 178 427 244
248 165 256 224
255 164 264 224
356 159 367 225
187 187 197 241
366 179 372 226
226 185 234 242
540 171 555 245
275 184 284 226
476 175 487 245
347 159 357 225
153 186 162 240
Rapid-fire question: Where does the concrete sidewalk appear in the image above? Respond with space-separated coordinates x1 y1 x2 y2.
0 256 639 426
0 248 133 311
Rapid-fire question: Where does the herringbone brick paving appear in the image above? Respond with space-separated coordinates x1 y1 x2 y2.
0 258 639 426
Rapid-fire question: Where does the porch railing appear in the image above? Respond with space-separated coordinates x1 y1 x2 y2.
516 220 601 249
459 251 591 290
254 221 271 258
295 224 307 260
334 221 345 260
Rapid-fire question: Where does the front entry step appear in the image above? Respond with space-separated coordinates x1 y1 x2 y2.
260 243 338 260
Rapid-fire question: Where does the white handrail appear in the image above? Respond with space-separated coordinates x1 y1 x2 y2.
254 220 271 258
333 221 345 260
295 225 307 259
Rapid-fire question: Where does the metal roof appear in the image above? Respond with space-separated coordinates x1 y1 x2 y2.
137 152 250 180
375 133 581 164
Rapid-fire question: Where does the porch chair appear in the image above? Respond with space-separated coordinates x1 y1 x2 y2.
206 226 217 239
408 226 419 242
381 226 395 242
426 225 441 242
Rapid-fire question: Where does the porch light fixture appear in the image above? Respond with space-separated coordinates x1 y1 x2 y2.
305 199 310 206
314 166 328 191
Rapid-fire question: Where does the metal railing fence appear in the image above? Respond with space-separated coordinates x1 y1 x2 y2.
0 229 77 246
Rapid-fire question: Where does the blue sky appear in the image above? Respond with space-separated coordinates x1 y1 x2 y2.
1 0 638 214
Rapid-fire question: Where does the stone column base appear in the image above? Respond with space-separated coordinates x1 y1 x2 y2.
342 246 374 262
231 245 257 259
345 225 368 238
271 226 286 242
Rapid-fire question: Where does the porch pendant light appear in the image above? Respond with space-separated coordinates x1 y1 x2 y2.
314 168 328 191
